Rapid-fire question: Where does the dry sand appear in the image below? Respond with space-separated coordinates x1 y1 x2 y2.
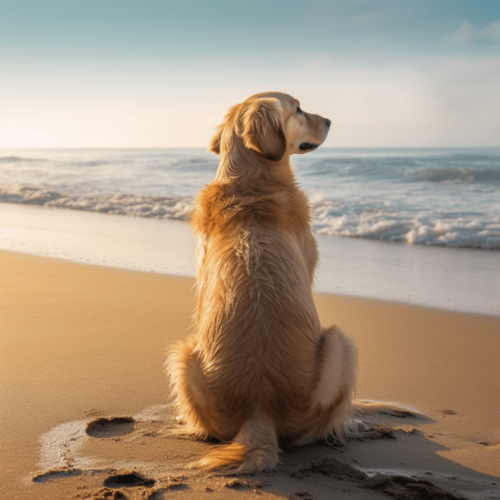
1 250 499 499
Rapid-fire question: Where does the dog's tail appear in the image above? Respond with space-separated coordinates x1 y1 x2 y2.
352 399 422 419
194 415 280 474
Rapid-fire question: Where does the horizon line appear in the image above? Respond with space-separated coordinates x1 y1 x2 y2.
2 145 500 150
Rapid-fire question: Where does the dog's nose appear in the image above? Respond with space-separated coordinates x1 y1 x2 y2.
324 118 331 128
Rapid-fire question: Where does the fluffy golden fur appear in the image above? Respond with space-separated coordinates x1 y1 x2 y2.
166 92 358 474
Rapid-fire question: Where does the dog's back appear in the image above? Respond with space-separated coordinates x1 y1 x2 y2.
192 177 321 428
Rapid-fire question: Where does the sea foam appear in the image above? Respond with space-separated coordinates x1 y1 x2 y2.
0 185 194 220
2 184 499 250
309 195 500 250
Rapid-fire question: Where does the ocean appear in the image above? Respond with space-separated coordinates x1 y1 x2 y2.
1 148 499 315
1 147 499 250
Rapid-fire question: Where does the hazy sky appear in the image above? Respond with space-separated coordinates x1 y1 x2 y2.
1 0 500 148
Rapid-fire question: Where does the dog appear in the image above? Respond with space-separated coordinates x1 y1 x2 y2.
166 92 359 474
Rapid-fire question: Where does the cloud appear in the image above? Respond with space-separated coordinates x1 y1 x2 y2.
445 20 475 45
446 18 500 45
478 19 500 42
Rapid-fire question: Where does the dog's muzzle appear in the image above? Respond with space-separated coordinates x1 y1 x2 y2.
299 143 319 151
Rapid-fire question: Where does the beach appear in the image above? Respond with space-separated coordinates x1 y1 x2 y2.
1 249 499 500
1 147 499 498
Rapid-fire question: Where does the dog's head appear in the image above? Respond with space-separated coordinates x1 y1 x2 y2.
209 92 331 162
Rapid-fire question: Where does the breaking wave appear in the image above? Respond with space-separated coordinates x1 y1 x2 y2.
0 185 194 220
2 184 499 250
309 195 500 250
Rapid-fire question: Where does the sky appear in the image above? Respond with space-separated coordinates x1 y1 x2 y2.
1 0 500 148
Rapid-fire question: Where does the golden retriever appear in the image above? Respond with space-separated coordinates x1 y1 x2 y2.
166 92 358 474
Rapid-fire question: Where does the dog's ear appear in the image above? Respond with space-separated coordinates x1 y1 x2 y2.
208 104 241 155
239 98 286 161
208 123 223 155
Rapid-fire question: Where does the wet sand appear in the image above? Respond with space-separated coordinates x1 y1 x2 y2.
1 250 499 499
2 202 499 315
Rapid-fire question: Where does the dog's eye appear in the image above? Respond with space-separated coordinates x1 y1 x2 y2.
296 107 303 115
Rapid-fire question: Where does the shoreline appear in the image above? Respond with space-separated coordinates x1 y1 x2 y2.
2 246 499 320
1 250 499 499
2 202 500 316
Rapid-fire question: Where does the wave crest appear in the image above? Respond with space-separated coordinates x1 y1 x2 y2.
0 156 48 163
310 196 500 250
406 167 500 183
2 185 499 250
0 185 195 220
